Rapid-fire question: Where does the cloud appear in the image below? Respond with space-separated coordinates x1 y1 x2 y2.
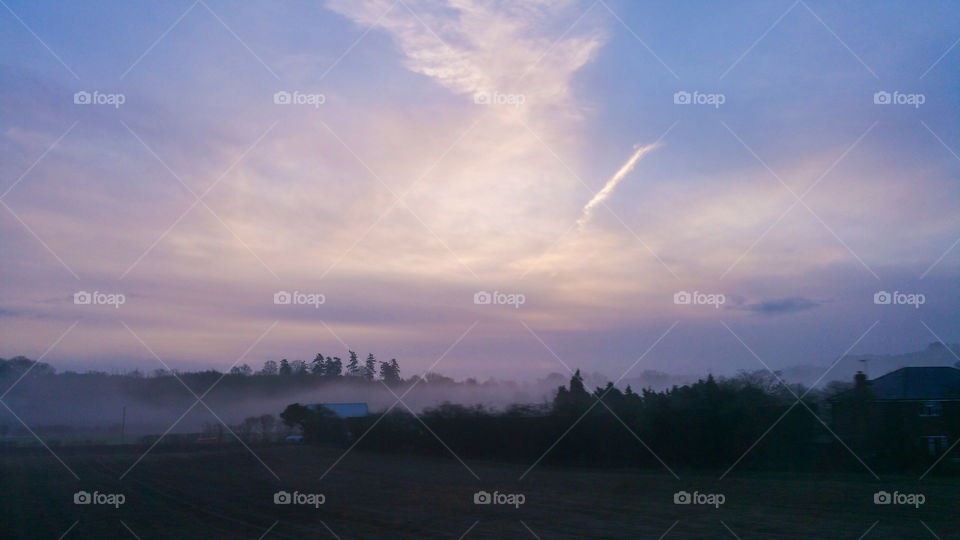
325 0 603 106
576 142 660 231
741 297 821 316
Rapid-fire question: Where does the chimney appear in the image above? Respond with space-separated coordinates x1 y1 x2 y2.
854 371 868 390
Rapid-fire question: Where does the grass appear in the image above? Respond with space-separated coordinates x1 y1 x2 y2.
1 444 958 539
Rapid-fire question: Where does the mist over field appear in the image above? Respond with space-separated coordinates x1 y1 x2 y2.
4 341 958 439
0 357 700 437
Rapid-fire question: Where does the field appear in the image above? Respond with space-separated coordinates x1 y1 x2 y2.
1 444 958 539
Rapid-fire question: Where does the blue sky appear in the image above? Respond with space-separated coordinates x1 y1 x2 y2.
1 0 959 380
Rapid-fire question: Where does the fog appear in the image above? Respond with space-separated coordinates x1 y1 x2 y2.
2 341 956 442
0 360 699 440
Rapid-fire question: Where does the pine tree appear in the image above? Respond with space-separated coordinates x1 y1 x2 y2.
553 369 591 414
347 351 360 376
569 369 586 395
390 358 400 381
364 353 376 380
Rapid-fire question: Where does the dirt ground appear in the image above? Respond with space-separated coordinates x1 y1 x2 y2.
0 444 957 539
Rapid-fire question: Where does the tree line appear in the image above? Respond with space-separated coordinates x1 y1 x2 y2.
279 369 954 474
0 352 401 384
230 351 401 384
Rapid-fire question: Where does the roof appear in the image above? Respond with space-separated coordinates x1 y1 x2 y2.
868 367 960 401
307 402 368 418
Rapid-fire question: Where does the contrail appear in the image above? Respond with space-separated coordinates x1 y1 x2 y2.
576 143 660 231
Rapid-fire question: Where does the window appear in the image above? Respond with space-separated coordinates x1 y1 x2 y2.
919 401 942 417
922 436 949 456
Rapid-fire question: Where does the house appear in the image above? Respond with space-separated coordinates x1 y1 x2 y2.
831 367 960 457
305 402 368 442
307 402 368 418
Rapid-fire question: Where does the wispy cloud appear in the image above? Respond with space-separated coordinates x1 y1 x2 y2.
576 142 659 231
325 0 602 104
741 297 821 316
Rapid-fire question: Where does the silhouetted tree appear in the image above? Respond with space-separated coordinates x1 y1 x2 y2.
390 358 400 379
364 353 377 380
260 360 278 376
325 357 343 378
0 356 54 377
238 416 259 441
229 364 252 376
280 403 342 442
553 369 592 415
259 414 275 441
623 385 643 413
279 359 292 376
311 354 326 376
290 360 308 375
280 404 313 434
380 359 401 385
347 351 360 376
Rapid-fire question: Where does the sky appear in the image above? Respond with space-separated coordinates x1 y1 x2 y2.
1 0 959 381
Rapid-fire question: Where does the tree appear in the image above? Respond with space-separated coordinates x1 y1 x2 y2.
553 369 592 414
290 359 308 375
0 356 55 377
259 414 276 442
229 364 253 376
623 385 643 412
390 358 400 380
364 353 377 380
238 416 259 441
280 403 342 442
279 359 292 376
260 360 278 376
311 353 326 376
325 357 343 378
347 351 360 376
569 369 587 395
380 359 401 385
280 403 314 434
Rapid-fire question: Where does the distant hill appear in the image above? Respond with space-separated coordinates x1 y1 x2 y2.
781 342 960 388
